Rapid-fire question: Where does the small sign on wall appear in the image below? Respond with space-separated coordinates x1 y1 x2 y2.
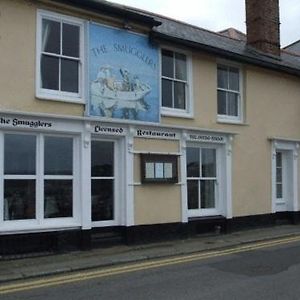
141 154 178 183
187 133 225 143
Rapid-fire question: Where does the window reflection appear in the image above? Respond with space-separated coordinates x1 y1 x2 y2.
44 136 73 175
91 141 114 177
44 180 72 218
4 134 36 175
4 180 36 220
92 179 114 221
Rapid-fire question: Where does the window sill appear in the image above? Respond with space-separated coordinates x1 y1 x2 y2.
36 91 85 105
217 117 248 126
161 108 193 119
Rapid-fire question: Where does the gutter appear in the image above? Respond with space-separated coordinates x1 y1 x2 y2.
49 0 161 27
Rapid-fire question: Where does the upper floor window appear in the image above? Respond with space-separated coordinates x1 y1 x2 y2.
161 48 192 117
217 64 242 122
36 11 84 103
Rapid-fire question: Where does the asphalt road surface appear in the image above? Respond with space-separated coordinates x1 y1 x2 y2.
2 238 300 299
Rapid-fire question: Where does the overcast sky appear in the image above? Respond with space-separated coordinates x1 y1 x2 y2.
107 0 300 47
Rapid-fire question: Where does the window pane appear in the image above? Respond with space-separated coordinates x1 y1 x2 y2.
276 183 282 199
186 148 200 177
174 81 186 109
162 49 174 78
217 90 227 115
217 65 228 89
92 179 114 221
276 167 282 183
227 92 238 116
4 134 36 175
276 152 282 167
229 67 239 91
91 141 114 177
4 180 35 220
62 23 79 58
201 180 215 209
187 180 199 209
61 59 79 93
162 78 173 108
42 19 60 54
41 55 59 90
202 149 216 178
175 52 187 80
44 136 73 175
44 180 72 218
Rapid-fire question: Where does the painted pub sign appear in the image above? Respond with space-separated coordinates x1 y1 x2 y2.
89 23 159 123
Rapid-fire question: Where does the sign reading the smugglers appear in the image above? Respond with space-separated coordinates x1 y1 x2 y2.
89 23 159 123
0 116 52 129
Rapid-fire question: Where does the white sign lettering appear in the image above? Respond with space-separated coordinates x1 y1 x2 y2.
94 125 127 135
188 134 225 143
135 129 178 139
0 116 52 129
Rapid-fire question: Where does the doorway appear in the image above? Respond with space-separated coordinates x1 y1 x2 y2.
274 150 293 212
91 139 120 226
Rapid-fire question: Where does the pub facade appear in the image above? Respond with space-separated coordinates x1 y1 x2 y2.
1 0 300 254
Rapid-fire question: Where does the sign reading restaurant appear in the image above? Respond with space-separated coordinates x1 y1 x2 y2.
135 128 179 139
89 23 159 123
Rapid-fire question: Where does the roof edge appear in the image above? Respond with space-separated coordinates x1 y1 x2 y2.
151 31 300 77
49 0 161 27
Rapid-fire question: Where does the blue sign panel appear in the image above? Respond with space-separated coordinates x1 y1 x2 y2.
89 23 159 123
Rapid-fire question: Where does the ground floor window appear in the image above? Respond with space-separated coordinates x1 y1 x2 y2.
44 136 73 218
186 146 218 216
4 134 36 220
2 132 75 222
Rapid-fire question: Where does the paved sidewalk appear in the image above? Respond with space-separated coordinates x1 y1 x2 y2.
1 224 300 284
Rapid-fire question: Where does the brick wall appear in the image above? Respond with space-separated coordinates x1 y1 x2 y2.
246 0 280 56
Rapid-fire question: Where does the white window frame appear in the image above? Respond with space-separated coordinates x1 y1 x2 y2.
217 60 243 124
36 10 85 103
186 144 222 217
0 131 80 231
160 46 193 118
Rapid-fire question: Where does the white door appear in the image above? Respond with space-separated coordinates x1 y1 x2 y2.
91 139 120 226
275 150 290 212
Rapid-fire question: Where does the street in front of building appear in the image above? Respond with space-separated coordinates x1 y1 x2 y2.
1 237 300 299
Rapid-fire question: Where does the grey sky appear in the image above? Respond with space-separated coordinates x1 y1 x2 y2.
107 0 300 47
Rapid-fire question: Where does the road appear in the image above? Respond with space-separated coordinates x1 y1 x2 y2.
2 237 300 299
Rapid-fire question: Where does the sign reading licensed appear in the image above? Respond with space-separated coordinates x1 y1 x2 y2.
135 129 178 139
94 125 127 135
188 134 225 143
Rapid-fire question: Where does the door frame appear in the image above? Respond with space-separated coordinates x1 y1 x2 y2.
91 136 125 227
272 140 298 213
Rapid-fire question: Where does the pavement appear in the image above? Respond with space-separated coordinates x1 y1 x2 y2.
1 224 300 284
